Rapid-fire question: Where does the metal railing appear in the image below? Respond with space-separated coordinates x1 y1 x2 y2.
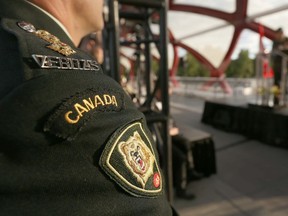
172 76 257 99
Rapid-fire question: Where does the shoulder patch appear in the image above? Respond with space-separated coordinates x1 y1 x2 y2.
100 120 163 198
44 88 124 140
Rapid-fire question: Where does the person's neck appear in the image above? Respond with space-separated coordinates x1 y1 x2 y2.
26 0 83 46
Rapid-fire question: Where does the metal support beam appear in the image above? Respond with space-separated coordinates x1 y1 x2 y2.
105 0 173 203
158 0 173 202
104 0 121 83
119 0 165 8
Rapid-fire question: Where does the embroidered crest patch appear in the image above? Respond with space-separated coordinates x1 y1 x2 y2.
100 121 163 197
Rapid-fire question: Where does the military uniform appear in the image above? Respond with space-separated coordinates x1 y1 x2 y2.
0 0 173 215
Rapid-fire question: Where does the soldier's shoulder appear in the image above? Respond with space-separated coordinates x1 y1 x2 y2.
0 18 31 36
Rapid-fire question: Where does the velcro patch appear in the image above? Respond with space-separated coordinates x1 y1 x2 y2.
100 120 163 198
44 88 124 140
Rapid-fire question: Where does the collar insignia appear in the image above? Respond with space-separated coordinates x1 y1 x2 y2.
17 21 36 33
100 121 163 197
17 21 76 56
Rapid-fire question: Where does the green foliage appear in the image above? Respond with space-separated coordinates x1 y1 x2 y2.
177 53 209 77
152 58 159 76
226 49 255 78
177 49 255 78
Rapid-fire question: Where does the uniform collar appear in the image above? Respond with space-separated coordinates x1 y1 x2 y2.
0 0 75 47
25 1 74 42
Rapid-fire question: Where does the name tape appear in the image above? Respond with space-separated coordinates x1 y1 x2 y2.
32 54 100 71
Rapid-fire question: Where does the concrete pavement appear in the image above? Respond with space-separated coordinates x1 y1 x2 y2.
170 93 288 216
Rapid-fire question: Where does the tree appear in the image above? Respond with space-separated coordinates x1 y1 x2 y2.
177 53 209 77
226 49 255 78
